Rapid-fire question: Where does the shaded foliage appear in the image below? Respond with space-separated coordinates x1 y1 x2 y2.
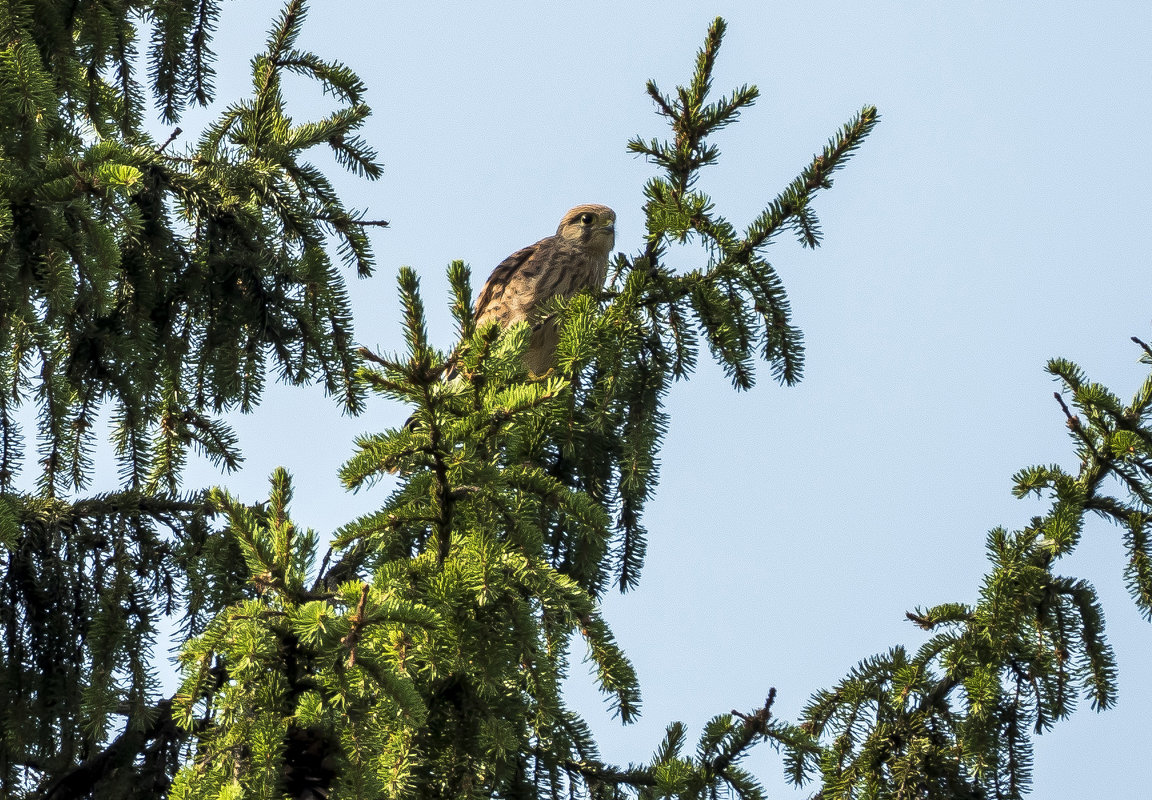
0 0 382 795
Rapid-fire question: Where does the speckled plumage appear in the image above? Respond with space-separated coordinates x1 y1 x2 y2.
473 204 615 375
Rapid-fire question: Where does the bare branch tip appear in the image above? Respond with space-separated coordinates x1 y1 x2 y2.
1053 391 1080 429
157 127 183 154
357 346 388 366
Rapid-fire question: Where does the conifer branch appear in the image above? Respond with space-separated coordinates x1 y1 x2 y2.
561 759 656 789
715 690 777 774
37 700 179 800
790 335 1152 798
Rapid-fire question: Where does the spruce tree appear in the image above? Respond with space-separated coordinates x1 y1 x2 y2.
1 0 382 796
5 3 1147 800
166 16 881 800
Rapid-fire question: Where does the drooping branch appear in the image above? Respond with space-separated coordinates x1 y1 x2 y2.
38 701 180 800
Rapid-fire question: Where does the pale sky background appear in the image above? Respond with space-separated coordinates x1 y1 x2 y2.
149 1 1152 796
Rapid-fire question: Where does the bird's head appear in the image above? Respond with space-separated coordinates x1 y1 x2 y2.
556 204 616 255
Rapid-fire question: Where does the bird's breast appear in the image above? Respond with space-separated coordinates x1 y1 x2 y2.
530 250 608 305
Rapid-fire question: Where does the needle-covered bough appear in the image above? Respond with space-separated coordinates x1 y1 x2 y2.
172 17 880 800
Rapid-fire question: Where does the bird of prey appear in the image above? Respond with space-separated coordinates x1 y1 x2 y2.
471 203 616 376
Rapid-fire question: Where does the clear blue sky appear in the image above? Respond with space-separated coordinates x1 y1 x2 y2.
164 2 1151 795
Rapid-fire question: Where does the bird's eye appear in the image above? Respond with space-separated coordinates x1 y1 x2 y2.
579 213 595 225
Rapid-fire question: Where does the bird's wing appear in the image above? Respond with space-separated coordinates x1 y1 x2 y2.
473 240 545 327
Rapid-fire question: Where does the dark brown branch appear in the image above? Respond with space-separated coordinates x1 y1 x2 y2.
1053 392 1081 431
38 700 180 800
341 583 370 666
340 218 389 228
562 759 656 788
157 127 182 154
712 689 776 776
906 611 932 629
8 492 211 538
1132 336 1152 360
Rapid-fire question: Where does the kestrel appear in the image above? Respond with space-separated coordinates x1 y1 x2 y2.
472 203 616 375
